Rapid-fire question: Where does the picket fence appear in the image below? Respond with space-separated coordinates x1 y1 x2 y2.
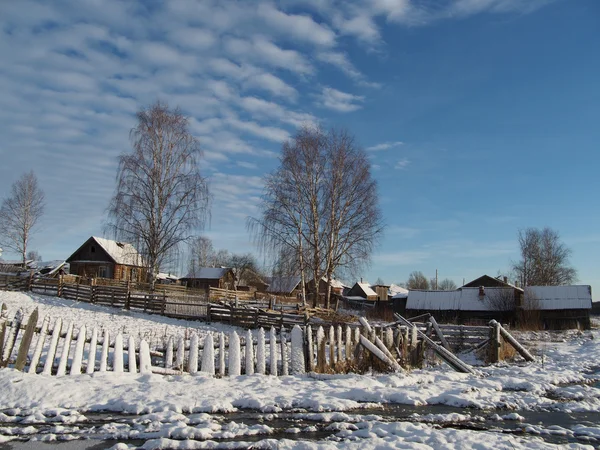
0 304 414 377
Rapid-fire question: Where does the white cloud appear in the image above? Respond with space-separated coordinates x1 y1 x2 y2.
257 3 337 47
367 141 404 151
395 158 410 169
317 87 364 112
169 28 217 50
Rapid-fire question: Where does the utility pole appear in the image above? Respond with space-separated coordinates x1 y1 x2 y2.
435 269 438 290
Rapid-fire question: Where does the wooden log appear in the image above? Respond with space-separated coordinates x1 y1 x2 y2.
395 313 476 374
1 310 23 367
316 326 326 373
281 328 288 376
336 325 343 363
245 329 254 375
269 327 278 376
345 326 352 361
490 320 535 362
86 328 98 374
165 336 174 369
218 332 226 376
359 335 401 372
139 340 151 374
57 322 74 376
189 334 198 374
429 316 451 351
15 308 39 371
70 325 86 375
99 330 109 372
28 315 49 374
175 336 185 371
128 336 137 373
43 318 62 375
113 333 124 373
306 325 314 371
328 326 335 367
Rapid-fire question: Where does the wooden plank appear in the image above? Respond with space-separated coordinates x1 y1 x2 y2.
113 334 124 373
42 318 62 375
491 320 535 362
99 330 109 372
56 322 74 376
28 315 49 374
429 316 451 351
139 340 151 374
128 336 137 373
15 308 39 371
70 325 86 375
165 336 173 369
86 327 98 374
1 310 23 368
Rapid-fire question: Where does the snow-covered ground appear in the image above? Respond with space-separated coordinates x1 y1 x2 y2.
1 291 599 449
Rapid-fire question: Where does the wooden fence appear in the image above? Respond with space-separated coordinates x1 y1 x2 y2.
0 304 534 378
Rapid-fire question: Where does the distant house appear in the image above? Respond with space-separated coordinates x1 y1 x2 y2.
66 236 145 281
307 277 347 296
264 276 302 296
156 272 179 284
523 285 592 329
405 287 516 323
390 284 409 313
370 284 390 301
179 267 235 290
346 282 378 302
462 274 517 288
404 279 593 329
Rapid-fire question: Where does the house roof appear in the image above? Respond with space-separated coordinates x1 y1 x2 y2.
156 272 179 281
390 283 409 299
92 237 143 266
182 267 232 280
524 285 592 310
67 236 144 267
356 282 377 297
406 287 516 312
463 274 522 291
265 276 302 294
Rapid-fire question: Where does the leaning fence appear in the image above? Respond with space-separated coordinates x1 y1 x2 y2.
0 303 535 379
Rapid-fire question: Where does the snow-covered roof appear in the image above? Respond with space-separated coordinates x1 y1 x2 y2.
182 267 231 280
357 282 377 297
524 285 592 310
91 236 143 266
390 284 409 299
265 276 302 294
406 287 515 311
156 272 179 281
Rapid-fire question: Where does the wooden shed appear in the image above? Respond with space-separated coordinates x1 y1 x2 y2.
180 267 235 290
66 236 145 282
263 276 302 296
346 282 378 301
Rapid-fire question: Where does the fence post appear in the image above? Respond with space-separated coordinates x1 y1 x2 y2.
489 321 501 364
28 271 34 291
58 275 63 297
161 291 167 315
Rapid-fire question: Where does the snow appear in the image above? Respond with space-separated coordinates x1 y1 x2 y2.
356 282 377 297
182 267 231 280
228 331 241 376
407 287 514 311
1 290 600 449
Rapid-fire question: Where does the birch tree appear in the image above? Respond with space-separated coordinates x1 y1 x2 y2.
0 171 45 265
249 125 384 308
107 102 210 283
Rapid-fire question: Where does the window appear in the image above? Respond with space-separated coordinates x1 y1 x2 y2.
91 246 95 253
98 266 106 278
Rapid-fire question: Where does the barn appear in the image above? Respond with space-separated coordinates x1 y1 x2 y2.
66 236 145 282
523 285 592 329
180 267 235 290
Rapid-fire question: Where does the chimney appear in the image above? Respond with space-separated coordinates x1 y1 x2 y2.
478 286 485 298
360 277 363 283
503 276 508 284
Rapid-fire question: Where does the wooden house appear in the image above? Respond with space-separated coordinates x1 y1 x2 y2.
346 282 378 301
66 236 145 281
179 267 235 290
264 276 302 296
370 284 391 301
307 277 346 296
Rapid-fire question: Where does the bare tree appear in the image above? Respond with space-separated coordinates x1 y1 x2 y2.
26 250 43 262
188 236 215 274
438 278 457 290
228 253 262 289
0 171 45 265
512 227 577 286
107 102 210 283
485 288 516 312
406 271 430 290
374 277 386 286
248 125 384 309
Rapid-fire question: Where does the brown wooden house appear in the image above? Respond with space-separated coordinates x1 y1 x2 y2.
346 282 378 301
66 236 145 281
179 267 235 290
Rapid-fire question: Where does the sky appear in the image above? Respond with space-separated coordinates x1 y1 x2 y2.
0 0 599 295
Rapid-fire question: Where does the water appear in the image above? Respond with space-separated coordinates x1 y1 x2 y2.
1 404 598 449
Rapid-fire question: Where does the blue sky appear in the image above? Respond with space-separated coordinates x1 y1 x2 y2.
1 0 598 295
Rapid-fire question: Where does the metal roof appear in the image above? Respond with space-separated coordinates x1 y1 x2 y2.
182 267 232 280
524 285 592 310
